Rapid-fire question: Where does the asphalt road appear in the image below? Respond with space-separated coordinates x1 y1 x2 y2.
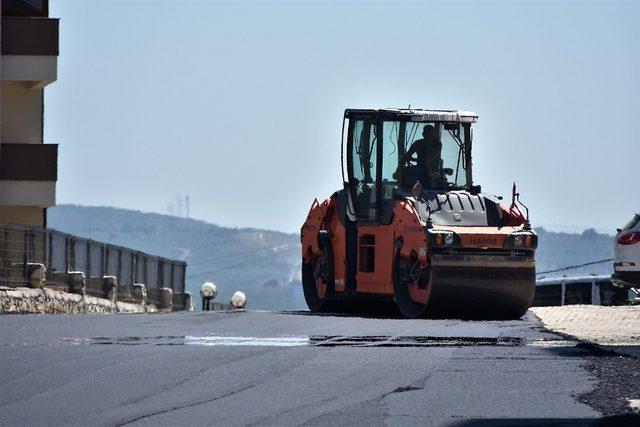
1 310 638 426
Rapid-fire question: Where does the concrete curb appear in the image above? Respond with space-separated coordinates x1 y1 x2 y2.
0 286 148 314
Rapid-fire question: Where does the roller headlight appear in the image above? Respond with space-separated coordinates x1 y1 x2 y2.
504 232 537 250
429 230 461 248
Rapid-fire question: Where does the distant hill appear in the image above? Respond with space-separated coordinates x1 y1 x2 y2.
534 227 614 278
48 205 304 310
48 205 615 310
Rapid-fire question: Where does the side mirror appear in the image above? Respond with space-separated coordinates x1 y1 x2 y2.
411 181 424 201
443 168 454 176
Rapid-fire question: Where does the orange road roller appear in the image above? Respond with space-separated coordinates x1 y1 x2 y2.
301 108 537 319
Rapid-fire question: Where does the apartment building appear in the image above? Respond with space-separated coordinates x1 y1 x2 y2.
0 0 59 226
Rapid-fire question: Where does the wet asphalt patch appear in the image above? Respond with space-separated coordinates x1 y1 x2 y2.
309 335 525 347
53 334 577 349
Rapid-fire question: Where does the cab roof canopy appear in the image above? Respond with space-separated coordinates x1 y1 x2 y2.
344 108 478 123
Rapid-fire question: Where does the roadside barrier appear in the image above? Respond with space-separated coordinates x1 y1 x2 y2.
0 223 188 310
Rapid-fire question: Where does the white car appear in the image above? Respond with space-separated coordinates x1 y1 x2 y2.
613 213 640 287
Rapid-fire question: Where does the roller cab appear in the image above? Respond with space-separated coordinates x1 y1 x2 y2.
301 108 537 319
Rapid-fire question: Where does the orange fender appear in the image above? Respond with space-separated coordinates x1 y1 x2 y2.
301 198 330 262
392 200 429 266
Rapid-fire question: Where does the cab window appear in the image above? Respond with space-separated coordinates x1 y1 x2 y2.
350 119 377 220
380 121 401 214
400 122 469 189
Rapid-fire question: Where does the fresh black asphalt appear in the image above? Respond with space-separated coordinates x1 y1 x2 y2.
0 310 638 426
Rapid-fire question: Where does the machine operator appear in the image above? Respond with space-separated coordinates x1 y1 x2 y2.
397 124 444 188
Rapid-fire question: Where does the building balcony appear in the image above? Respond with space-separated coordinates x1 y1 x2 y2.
1 17 58 56
2 1 49 18
1 17 59 86
0 143 57 208
0 143 57 181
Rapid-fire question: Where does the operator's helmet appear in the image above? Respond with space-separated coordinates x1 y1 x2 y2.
200 282 217 299
230 291 247 309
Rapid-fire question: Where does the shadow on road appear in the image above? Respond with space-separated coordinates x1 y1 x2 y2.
449 414 640 426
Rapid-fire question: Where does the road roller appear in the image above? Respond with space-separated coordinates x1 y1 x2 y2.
300 108 537 319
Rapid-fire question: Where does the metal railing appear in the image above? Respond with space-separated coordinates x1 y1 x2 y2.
0 223 187 310
534 275 635 307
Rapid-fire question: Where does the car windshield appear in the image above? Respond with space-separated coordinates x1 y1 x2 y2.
382 120 469 190
622 214 640 231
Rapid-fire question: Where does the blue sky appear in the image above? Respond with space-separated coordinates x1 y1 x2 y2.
46 0 639 233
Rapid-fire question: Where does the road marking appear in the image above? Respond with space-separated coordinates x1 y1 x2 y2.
184 336 310 347
526 339 576 348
